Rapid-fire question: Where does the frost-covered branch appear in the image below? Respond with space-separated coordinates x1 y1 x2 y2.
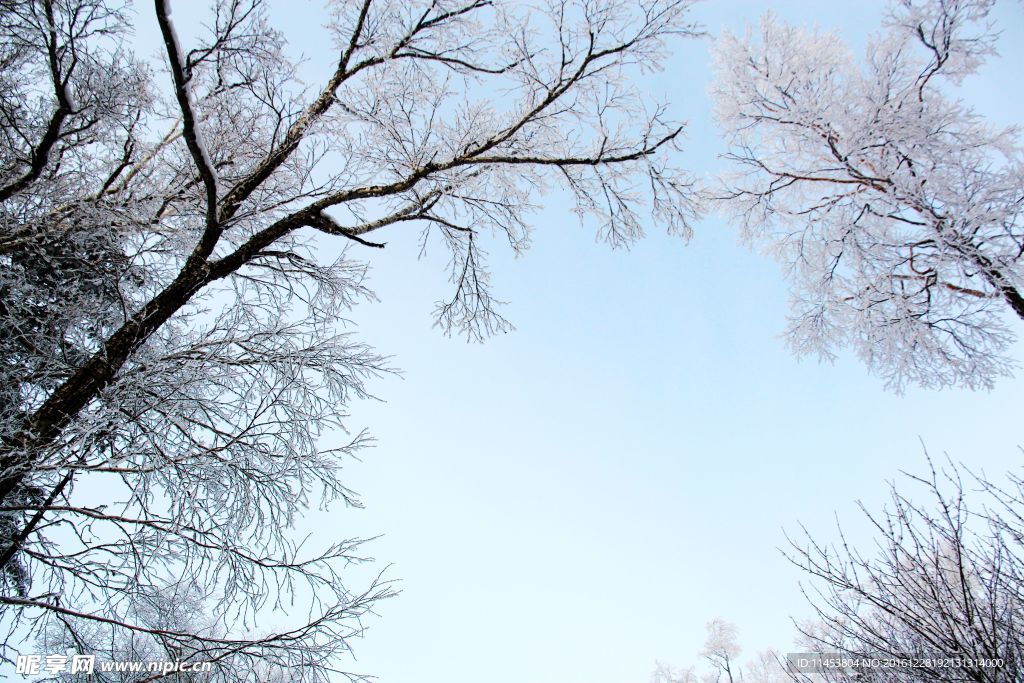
155 0 221 250
785 455 1024 682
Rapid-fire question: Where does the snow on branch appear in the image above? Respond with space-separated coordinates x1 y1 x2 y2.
711 0 1024 391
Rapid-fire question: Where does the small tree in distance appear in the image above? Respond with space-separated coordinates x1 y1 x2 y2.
651 619 788 683
0 0 702 679
711 0 1024 391
702 618 742 683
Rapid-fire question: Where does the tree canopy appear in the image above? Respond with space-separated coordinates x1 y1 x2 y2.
712 0 1024 390
0 0 701 678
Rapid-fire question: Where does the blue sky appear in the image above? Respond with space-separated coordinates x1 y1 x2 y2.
139 1 1024 682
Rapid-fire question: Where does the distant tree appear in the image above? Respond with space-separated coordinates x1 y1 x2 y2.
702 618 742 683
711 0 1024 390
785 457 1024 683
0 0 701 679
651 619 787 683
651 661 698 683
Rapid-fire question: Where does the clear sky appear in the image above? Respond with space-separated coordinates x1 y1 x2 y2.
140 2 1024 682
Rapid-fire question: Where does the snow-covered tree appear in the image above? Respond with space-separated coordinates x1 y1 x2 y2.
785 458 1024 683
651 620 788 683
0 0 702 678
701 618 742 683
711 0 1023 390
